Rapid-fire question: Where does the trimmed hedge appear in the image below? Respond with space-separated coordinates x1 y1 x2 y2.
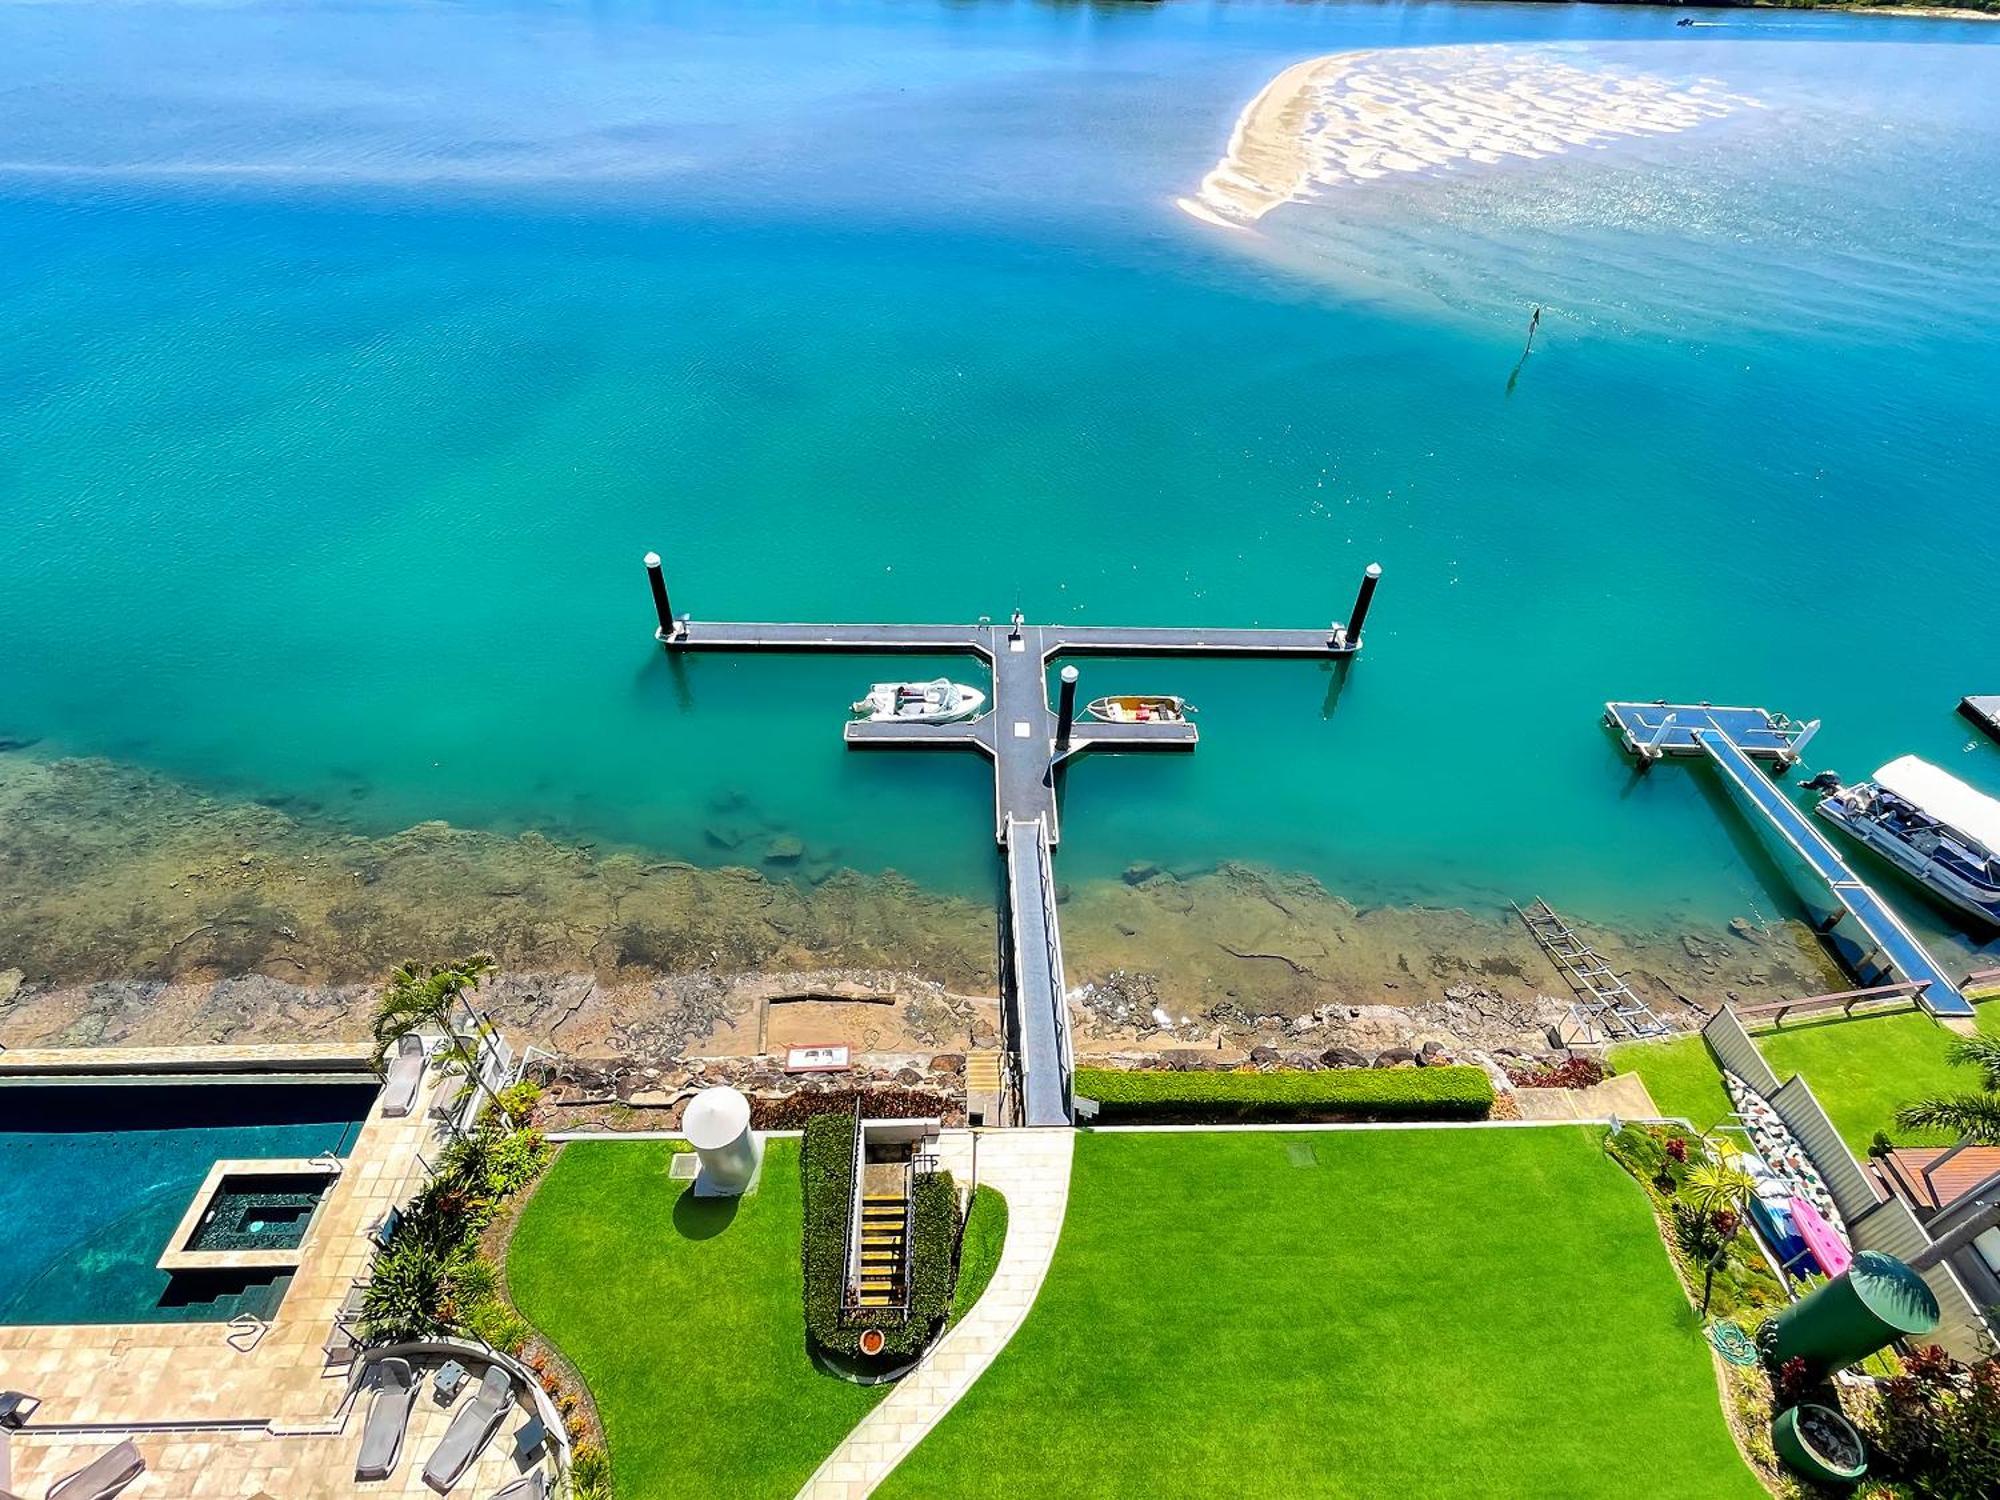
800 1112 959 1361
800 1113 857 1353
1073 1066 1494 1123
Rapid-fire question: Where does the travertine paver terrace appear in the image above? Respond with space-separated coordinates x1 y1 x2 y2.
0 1047 551 1497
796 1127 1074 1500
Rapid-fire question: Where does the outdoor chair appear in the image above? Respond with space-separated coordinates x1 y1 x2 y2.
422 1364 514 1494
323 1281 370 1369
486 1476 545 1500
44 1440 144 1500
382 1034 427 1118
355 1357 421 1482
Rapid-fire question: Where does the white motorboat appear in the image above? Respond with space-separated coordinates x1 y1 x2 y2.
850 678 985 725
1815 754 2000 926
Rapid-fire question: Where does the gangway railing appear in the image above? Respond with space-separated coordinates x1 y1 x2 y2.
1005 816 1076 1126
1029 819 1076 1121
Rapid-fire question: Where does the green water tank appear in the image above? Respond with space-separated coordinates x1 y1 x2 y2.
1765 1250 1939 1375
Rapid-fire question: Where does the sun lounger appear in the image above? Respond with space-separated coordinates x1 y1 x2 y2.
382 1034 427 1118
487 1475 545 1500
422 1364 514 1494
45 1440 144 1500
356 1357 421 1482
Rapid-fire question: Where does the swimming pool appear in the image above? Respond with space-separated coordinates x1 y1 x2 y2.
0 1078 377 1325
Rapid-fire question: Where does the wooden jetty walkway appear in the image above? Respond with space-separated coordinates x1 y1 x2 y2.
1606 700 1975 1020
648 556 1381 1125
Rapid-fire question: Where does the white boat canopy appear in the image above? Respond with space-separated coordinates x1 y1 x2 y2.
1873 754 2000 857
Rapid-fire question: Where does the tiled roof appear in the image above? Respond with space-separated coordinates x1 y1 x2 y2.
1875 1146 2000 1213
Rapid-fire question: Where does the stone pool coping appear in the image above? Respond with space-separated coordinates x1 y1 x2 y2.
0 1042 374 1076
156 1157 342 1273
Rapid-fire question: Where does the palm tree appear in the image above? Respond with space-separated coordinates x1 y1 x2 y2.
1672 1201 1734 1315
371 956 503 1113
1682 1160 1756 1220
1894 1035 2000 1145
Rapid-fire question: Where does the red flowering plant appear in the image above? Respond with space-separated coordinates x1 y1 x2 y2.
1866 1346 2000 1500
1503 1056 1607 1090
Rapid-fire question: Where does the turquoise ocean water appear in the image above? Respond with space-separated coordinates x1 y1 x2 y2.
3 1 1998 943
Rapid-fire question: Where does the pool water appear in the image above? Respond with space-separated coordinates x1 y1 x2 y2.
0 1080 376 1325
184 1173 332 1254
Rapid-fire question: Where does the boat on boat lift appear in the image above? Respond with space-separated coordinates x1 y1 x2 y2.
1814 754 2000 926
1086 695 1194 724
850 678 985 725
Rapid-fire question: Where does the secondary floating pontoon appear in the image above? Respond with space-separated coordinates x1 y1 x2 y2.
1815 754 2000 926
851 678 985 725
1086 695 1193 724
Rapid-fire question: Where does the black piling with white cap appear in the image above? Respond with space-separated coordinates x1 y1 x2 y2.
1345 563 1382 650
1056 665 1080 751
645 551 676 640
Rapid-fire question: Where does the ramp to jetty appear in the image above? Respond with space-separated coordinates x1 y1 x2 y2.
1692 729 1973 1019
1005 818 1075 1127
1606 700 1974 1020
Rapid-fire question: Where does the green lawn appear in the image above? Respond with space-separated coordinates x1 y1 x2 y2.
878 1129 1759 1500
509 1139 883 1499
1610 1034 1736 1131
949 1184 1007 1326
1613 1000 1999 1155
1759 1000 1999 1153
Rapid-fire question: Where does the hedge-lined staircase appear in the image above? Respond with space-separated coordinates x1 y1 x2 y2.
855 1172 909 1311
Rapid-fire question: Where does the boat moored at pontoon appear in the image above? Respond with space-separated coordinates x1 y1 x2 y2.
1815 755 2000 926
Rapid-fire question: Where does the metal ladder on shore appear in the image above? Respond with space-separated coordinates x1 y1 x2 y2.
1513 897 1669 1042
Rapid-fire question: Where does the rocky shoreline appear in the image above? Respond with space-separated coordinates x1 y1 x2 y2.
0 748 1878 1082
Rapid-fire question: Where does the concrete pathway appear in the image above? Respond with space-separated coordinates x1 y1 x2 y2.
1509 1072 1658 1122
798 1127 1074 1500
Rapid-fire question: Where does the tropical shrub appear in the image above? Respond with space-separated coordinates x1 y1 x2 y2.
488 1126 551 1196
496 1079 543 1129
360 1231 466 1344
357 1115 552 1344
1864 1346 2000 1500
463 1294 531 1356
1073 1066 1493 1122
452 1257 498 1305
568 1444 613 1500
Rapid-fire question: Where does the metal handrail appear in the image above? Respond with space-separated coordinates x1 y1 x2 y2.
839 1099 866 1322
892 1158 918 1322
1030 823 1076 1117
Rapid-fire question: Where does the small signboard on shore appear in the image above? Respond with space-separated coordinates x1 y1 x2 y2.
785 1045 851 1074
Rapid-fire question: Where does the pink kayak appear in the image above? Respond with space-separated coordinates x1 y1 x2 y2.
1789 1195 1852 1278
